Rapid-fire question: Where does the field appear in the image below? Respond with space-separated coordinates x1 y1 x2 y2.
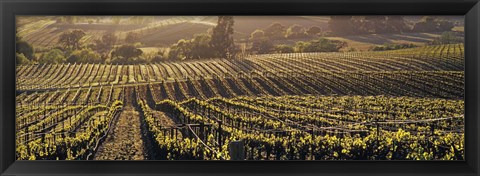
16 16 451 50
16 44 464 160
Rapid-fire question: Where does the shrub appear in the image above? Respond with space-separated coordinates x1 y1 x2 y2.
295 38 346 52
412 17 455 32
16 39 35 60
285 25 308 39
67 48 102 63
428 32 464 45
16 53 31 65
264 22 286 39
371 43 418 51
274 44 295 53
39 49 66 64
249 30 265 41
111 45 145 64
306 26 323 37
250 39 274 54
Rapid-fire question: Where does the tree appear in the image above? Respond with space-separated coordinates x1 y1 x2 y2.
306 26 323 37
303 39 339 52
264 22 286 39
371 43 417 51
294 38 346 53
328 16 358 35
39 49 66 64
151 49 168 62
209 16 236 59
189 34 216 59
248 29 274 54
168 39 188 60
412 16 454 32
59 30 86 50
285 25 308 39
385 16 409 33
111 45 144 64
168 34 216 60
412 17 437 32
437 20 455 31
329 16 408 35
250 39 273 54
249 29 266 41
274 44 294 53
67 48 102 63
16 36 35 60
429 31 463 45
294 41 309 52
95 32 117 54
16 53 30 65
361 16 388 33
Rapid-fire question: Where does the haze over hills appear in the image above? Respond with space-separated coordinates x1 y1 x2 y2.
16 16 463 52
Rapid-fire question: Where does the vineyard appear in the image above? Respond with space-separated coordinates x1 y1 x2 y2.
16 16 216 48
16 44 464 160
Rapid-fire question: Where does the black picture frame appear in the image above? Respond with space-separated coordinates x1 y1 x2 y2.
1 0 479 176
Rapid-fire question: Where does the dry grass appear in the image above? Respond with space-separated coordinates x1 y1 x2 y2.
325 32 443 51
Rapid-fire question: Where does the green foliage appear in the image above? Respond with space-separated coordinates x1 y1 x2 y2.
67 48 102 63
39 49 66 64
150 49 169 62
189 34 216 59
16 53 31 65
306 26 323 37
412 17 455 33
210 16 236 59
168 34 216 60
111 45 145 64
285 25 308 39
384 16 409 33
16 102 123 160
59 30 86 50
371 43 418 51
295 38 346 52
429 32 464 45
94 32 117 54
329 16 409 35
249 29 265 41
250 39 274 54
293 41 309 52
360 16 389 33
328 16 359 35
15 43 465 160
251 38 347 54
274 44 294 53
263 22 286 39
16 40 35 60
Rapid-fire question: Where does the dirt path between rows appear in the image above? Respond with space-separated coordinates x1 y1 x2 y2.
93 106 146 160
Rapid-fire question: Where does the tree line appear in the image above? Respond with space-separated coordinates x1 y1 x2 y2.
16 16 461 65
16 16 237 64
328 16 456 35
